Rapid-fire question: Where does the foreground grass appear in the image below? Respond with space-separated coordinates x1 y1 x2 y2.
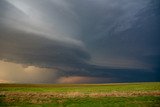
0 82 160 106
0 96 160 107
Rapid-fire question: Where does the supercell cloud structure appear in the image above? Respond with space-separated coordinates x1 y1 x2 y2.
0 0 160 83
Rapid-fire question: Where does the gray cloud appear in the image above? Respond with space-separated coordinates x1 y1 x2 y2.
0 0 159 83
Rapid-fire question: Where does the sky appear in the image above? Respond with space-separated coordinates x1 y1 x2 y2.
0 0 160 83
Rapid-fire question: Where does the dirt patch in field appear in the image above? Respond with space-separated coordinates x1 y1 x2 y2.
89 91 160 97
0 91 160 104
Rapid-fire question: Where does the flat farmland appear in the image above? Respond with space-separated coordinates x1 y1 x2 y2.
0 82 160 106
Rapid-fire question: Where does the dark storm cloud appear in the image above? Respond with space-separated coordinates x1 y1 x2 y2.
73 0 160 68
0 0 159 83
0 28 90 68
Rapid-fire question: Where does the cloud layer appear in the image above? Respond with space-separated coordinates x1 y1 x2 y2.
0 0 159 83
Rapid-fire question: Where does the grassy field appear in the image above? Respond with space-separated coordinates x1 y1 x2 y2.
0 82 160 107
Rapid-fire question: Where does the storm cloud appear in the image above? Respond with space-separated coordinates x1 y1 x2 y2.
0 0 159 83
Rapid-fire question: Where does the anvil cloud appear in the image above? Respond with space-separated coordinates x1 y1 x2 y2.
0 0 159 83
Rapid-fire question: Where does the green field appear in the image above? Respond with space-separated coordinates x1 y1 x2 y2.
0 82 160 107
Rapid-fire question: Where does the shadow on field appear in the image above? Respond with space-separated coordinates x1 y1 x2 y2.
0 95 8 106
